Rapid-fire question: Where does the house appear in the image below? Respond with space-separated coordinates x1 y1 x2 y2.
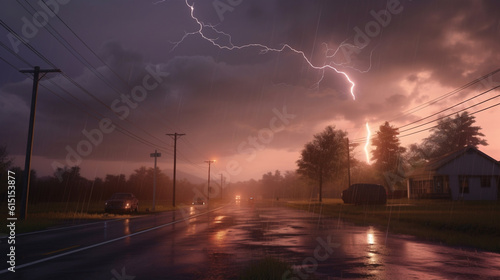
406 146 500 200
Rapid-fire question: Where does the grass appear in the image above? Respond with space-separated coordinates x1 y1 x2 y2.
0 200 179 235
286 198 500 253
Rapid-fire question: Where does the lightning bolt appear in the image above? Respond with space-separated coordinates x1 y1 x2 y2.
364 122 371 164
172 0 358 100
172 1 375 161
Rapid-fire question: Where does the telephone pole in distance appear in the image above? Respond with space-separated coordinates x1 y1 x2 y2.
204 160 215 202
166 133 185 208
150 150 161 211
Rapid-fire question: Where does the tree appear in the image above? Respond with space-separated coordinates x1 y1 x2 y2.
0 145 13 174
0 146 14 197
0 147 16 202
104 173 127 194
127 166 171 200
371 121 406 174
260 170 283 199
420 111 488 159
296 126 350 202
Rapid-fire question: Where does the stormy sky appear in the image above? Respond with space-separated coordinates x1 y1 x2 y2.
1 0 499 182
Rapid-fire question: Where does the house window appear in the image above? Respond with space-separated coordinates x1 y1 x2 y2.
480 176 491 188
459 176 469 194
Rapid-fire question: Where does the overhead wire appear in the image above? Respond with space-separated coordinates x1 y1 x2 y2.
0 19 172 153
387 68 500 123
350 69 500 144
13 1 173 147
0 45 173 154
31 0 181 135
350 85 500 144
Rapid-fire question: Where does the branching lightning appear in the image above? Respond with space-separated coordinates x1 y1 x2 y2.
172 0 375 162
364 122 371 164
173 0 358 100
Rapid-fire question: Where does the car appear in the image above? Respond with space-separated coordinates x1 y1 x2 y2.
105 193 139 213
192 197 205 205
341 183 387 205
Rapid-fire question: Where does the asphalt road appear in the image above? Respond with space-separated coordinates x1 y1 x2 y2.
1 201 500 279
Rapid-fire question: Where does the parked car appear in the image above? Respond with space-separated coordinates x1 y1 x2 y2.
192 197 206 205
341 184 387 205
105 193 139 213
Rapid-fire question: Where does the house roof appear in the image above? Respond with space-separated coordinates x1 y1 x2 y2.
407 146 499 178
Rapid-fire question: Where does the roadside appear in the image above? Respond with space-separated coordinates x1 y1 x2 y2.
0 200 177 235
285 198 500 253
0 198 230 236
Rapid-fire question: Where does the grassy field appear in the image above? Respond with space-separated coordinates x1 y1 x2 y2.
286 198 500 253
0 200 177 235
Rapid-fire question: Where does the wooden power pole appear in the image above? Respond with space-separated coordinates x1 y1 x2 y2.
19 66 61 220
166 133 185 208
150 150 161 211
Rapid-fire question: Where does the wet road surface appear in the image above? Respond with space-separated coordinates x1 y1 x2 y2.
1 201 500 279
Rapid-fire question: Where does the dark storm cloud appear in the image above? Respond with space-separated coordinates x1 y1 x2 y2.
1 0 499 179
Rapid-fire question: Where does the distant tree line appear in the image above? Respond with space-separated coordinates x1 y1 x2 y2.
0 151 205 210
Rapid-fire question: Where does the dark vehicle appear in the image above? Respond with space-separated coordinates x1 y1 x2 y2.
192 198 206 205
105 193 139 213
342 184 387 205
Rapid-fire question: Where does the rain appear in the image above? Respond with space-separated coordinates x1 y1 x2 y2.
1 0 500 279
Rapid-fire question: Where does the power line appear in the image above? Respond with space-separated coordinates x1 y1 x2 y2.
0 19 57 68
36 0 130 87
398 87 500 134
387 68 500 123
0 51 172 156
350 69 500 144
398 86 500 130
0 41 32 67
351 85 500 144
14 0 177 134
0 19 173 152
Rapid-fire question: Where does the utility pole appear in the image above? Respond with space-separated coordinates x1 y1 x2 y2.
150 150 161 211
220 173 223 200
347 137 351 188
19 66 61 220
204 160 215 202
166 133 185 208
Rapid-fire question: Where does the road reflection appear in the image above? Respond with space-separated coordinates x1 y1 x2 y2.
123 218 131 245
367 227 375 245
96 204 500 279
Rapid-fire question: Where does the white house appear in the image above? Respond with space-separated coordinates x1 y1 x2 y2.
407 146 500 200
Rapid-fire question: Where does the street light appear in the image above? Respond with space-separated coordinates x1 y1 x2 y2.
204 160 215 202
